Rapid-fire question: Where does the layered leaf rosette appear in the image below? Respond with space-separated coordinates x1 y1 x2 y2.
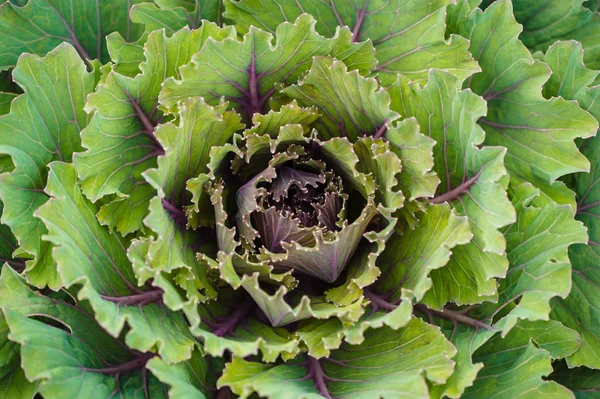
0 1 596 398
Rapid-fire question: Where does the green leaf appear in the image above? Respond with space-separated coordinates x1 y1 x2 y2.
390 69 514 308
224 0 479 83
131 0 224 35
376 203 472 303
159 14 376 119
282 57 399 141
35 162 196 364
0 266 203 399
140 98 243 310
0 202 21 271
540 40 600 370
74 24 236 234
217 265 364 327
0 0 146 70
462 320 580 399
192 289 300 362
550 361 600 398
454 0 598 206
511 0 600 71
146 348 213 399
479 183 588 335
0 298 38 399
219 317 456 399
385 117 439 201
0 43 95 289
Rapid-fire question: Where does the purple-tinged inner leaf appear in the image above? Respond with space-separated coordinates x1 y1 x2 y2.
272 167 326 201
253 207 317 253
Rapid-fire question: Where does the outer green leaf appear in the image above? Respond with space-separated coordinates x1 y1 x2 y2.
511 0 600 71
540 40 600 369
0 202 21 271
0 266 192 399
390 69 514 307
219 317 456 399
428 325 494 399
376 203 472 303
0 0 145 70
75 24 236 234
35 162 195 364
141 98 243 304
0 43 94 289
385 117 439 201
0 296 38 399
454 0 598 206
584 0 600 11
131 0 223 35
0 366 37 399
552 134 600 369
479 183 588 335
224 0 479 83
159 14 376 119
461 320 579 399
192 290 300 362
282 57 399 141
550 362 600 398
146 348 212 399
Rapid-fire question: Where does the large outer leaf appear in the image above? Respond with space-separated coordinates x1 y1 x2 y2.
452 0 597 206
146 348 212 399
461 320 580 399
476 183 588 334
541 40 600 370
423 184 587 397
282 57 399 141
376 203 471 303
0 267 204 399
550 362 600 398
0 0 145 70
35 162 196 364
510 0 600 71
74 24 235 234
0 43 94 289
224 0 479 84
0 297 37 398
192 290 300 362
159 14 376 119
219 317 456 399
131 0 223 35
138 98 242 320
390 69 514 308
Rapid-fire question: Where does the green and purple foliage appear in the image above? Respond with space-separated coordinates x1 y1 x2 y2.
0 0 598 398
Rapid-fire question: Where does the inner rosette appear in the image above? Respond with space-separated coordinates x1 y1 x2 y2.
195 120 403 327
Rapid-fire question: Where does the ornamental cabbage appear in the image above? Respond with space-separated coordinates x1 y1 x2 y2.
0 0 597 398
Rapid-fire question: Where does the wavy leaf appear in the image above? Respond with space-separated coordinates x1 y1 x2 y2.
390 69 514 308
0 0 145 70
131 0 223 35
0 43 94 289
75 24 236 234
159 14 376 119
224 0 479 83
220 317 456 399
282 57 399 141
376 203 472 303
475 183 588 334
35 162 195 364
0 266 201 399
454 0 598 206
511 0 600 71
462 320 579 399
540 40 600 370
